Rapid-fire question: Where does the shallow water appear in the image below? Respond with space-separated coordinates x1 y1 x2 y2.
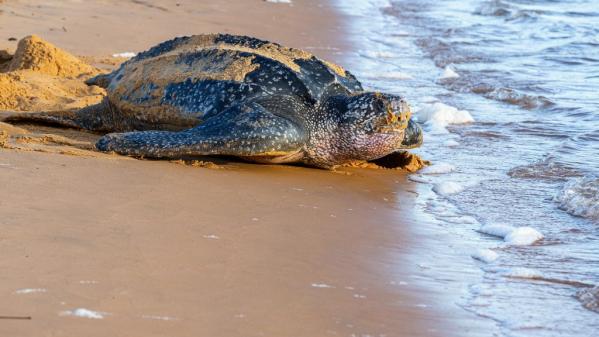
336 0 599 336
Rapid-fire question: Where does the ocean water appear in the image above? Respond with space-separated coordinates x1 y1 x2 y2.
335 0 599 336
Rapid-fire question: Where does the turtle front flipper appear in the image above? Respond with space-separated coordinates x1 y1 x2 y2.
96 101 308 163
2 98 120 132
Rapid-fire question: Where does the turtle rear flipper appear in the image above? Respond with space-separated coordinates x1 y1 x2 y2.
96 100 308 163
2 110 81 129
2 99 119 132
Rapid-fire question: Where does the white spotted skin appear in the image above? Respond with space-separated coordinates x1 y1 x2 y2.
96 92 415 168
301 93 409 168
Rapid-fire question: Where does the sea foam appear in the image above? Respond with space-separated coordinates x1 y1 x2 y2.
433 181 464 195
504 227 544 245
479 224 516 238
504 267 543 279
439 66 460 79
311 283 334 288
112 52 136 58
479 224 543 245
361 50 399 59
14 288 47 294
141 315 179 321
416 102 474 133
60 308 107 319
367 71 413 80
443 139 460 147
420 162 455 175
471 249 499 263
408 175 432 184
554 176 599 220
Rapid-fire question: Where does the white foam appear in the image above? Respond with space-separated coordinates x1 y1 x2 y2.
433 181 464 195
14 288 47 294
311 283 334 288
504 227 544 245
202 234 220 240
60 308 107 319
361 50 398 59
420 162 455 175
265 0 292 3
367 71 413 80
439 66 460 79
442 215 479 225
471 249 498 263
416 102 474 133
373 51 397 58
554 176 599 220
141 315 179 321
112 52 136 58
417 102 474 125
479 224 543 245
408 175 432 183
479 224 516 238
443 139 460 147
504 267 543 279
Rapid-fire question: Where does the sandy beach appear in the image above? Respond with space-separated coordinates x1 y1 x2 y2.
0 1 495 336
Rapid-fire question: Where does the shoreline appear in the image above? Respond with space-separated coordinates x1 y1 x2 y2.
1 1 492 336
334 0 599 335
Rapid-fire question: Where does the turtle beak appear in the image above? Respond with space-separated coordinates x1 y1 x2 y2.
400 119 423 149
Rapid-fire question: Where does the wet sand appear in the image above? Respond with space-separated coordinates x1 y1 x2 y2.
0 1 492 336
0 151 459 337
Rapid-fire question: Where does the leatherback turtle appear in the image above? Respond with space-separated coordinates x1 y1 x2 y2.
6 34 422 168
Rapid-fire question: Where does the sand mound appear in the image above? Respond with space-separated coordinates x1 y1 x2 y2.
0 35 111 155
0 35 105 112
8 35 98 77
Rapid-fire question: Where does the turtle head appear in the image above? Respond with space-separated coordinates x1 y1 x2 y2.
336 92 423 160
